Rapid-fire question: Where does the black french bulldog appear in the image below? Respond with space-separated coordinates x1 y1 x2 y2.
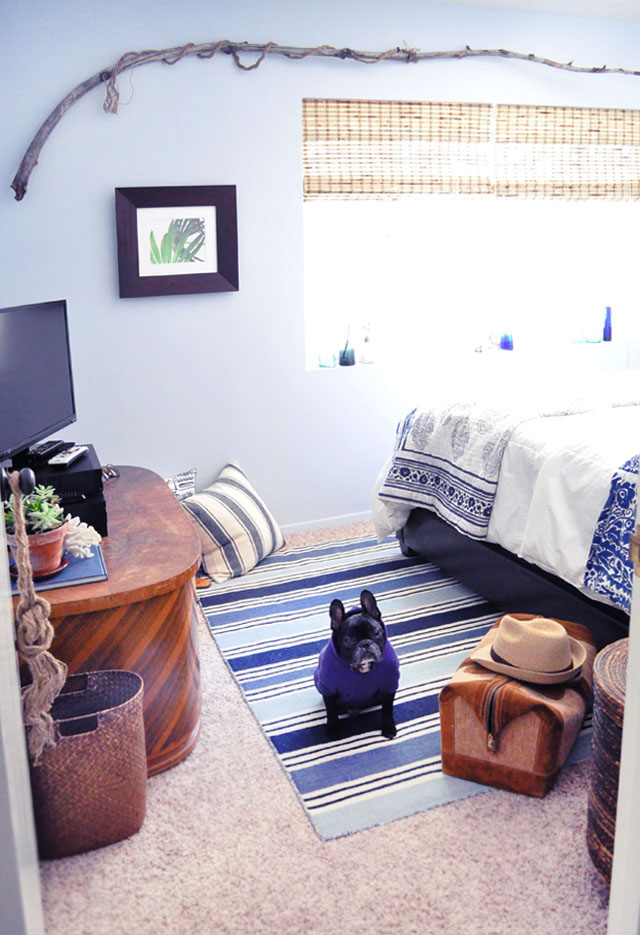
313 589 399 740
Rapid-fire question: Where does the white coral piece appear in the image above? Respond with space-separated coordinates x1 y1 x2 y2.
64 514 102 558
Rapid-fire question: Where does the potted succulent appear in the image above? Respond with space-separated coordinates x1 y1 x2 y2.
4 484 68 577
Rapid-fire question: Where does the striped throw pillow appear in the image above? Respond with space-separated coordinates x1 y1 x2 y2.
182 462 285 582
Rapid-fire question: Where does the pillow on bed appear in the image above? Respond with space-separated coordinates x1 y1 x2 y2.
164 467 198 502
181 462 285 582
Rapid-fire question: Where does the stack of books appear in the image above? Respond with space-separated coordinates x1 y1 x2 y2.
9 544 108 594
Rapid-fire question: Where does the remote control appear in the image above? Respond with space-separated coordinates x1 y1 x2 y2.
47 445 88 467
26 439 73 463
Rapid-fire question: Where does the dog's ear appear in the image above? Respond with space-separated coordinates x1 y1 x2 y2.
330 599 345 630
360 589 381 620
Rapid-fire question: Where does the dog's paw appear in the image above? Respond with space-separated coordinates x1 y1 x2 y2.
325 720 341 741
381 718 397 739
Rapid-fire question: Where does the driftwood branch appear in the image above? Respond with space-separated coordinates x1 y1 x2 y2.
12 39 640 200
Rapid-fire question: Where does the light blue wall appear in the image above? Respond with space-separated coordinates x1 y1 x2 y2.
2 0 639 529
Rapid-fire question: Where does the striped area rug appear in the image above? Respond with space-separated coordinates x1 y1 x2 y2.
199 534 593 840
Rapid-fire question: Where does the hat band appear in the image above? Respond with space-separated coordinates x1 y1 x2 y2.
490 646 572 674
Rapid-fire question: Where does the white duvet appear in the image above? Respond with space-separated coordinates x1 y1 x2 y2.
488 406 640 594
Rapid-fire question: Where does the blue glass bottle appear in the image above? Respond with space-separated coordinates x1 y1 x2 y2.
603 307 612 342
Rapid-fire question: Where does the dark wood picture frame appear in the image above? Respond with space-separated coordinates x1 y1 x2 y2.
115 185 239 298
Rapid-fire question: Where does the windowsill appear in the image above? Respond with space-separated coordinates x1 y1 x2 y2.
307 361 378 372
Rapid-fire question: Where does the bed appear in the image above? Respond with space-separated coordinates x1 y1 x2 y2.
373 369 640 649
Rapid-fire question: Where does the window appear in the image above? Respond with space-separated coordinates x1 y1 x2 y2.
303 99 640 370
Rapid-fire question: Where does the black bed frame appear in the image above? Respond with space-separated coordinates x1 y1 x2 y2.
397 508 629 650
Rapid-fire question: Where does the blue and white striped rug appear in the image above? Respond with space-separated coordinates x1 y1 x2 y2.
199 534 593 840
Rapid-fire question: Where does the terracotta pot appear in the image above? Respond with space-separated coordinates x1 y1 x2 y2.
7 522 68 577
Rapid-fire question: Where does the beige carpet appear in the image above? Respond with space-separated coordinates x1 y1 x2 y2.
39 522 611 935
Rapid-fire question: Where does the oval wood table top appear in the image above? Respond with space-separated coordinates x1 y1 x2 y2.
14 465 201 618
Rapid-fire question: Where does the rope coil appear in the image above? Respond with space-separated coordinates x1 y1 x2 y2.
9 471 67 763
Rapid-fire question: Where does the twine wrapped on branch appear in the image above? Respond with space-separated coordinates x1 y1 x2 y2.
9 471 67 763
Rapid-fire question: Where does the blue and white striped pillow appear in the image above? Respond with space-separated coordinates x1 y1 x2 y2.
182 462 285 582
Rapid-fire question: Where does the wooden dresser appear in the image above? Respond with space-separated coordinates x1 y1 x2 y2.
13 465 202 775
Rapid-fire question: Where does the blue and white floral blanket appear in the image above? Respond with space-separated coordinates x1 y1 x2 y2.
584 454 638 613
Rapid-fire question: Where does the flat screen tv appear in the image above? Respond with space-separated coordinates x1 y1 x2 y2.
0 300 76 465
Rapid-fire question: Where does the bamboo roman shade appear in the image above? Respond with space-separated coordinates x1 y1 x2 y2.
303 98 640 200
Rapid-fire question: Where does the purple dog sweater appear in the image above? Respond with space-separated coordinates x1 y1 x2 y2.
314 638 400 709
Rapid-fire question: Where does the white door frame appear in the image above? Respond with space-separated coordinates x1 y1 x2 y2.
0 519 44 935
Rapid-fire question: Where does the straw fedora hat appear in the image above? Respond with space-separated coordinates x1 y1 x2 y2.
470 614 586 684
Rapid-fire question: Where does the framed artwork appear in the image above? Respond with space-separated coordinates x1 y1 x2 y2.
114 185 239 298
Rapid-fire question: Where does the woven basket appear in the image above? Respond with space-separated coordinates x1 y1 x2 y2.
586 638 627 884
29 669 147 859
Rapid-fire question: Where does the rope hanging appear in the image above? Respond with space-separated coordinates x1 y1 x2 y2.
9 471 67 763
11 38 640 201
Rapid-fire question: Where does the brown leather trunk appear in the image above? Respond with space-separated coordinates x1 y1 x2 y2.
439 614 597 797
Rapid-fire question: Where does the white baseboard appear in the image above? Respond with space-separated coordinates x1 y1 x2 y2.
280 510 372 535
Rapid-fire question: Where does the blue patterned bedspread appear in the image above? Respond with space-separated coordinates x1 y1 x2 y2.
380 406 504 538
583 454 638 612
379 398 582 540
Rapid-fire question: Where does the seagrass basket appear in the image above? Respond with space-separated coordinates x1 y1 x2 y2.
29 669 147 859
586 639 627 884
